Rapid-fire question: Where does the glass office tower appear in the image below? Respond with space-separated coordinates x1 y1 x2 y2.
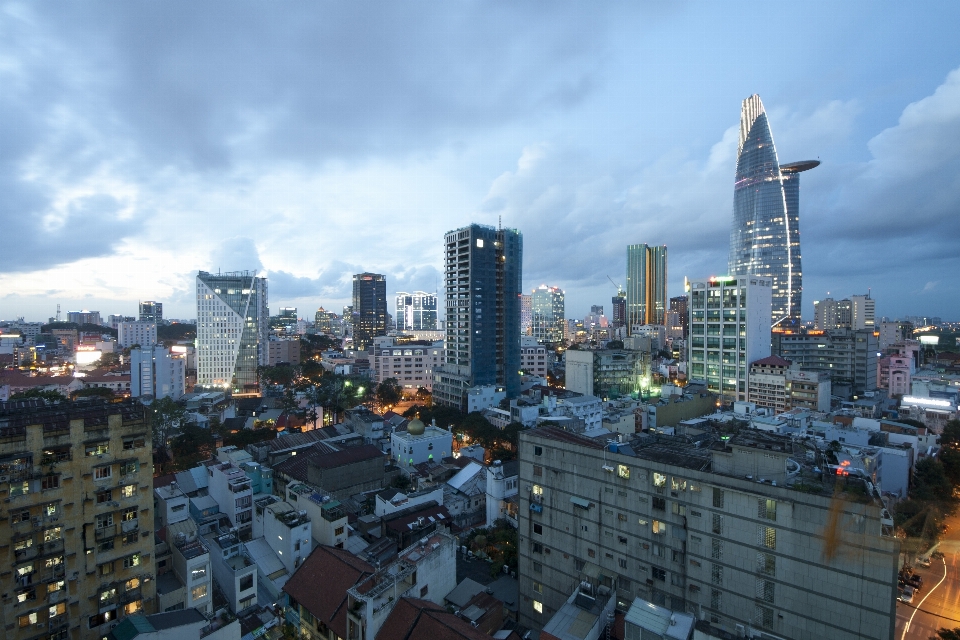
728 94 818 326
626 244 667 330
531 284 565 344
196 270 268 393
395 291 438 331
352 273 387 351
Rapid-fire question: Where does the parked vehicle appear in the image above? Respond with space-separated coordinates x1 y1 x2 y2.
900 586 915 604
918 556 931 568
907 574 923 590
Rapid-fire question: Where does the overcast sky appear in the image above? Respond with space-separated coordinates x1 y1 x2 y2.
2 2 960 323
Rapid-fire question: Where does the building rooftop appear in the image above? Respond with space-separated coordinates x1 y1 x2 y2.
310 444 384 469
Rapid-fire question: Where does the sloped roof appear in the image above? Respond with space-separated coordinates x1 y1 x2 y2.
310 444 383 469
376 597 491 640
273 441 341 481
444 578 486 608
447 461 484 491
751 355 792 367
282 545 375 640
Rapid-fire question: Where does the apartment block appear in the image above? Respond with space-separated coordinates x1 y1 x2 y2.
517 427 898 640
0 400 156 639
747 356 831 413
267 338 301 366
369 336 443 391
118 322 158 350
773 328 878 397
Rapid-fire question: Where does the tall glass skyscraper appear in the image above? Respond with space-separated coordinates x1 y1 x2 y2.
352 273 387 351
728 94 819 326
530 284 565 344
626 244 667 330
196 270 268 393
433 224 523 408
395 291 438 331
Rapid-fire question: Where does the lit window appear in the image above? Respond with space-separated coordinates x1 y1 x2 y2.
532 485 543 496
617 465 630 479
533 600 543 614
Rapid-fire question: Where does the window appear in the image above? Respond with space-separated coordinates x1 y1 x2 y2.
532 484 543 496
16 588 36 603
534 446 543 456
711 564 723 586
758 526 777 550
757 552 776 576
617 465 630 479
19 612 39 628
533 600 543 614
99 539 115 552
99 562 114 576
618 536 628 545
672 503 686 516
652 520 667 535
12 508 30 523
46 503 57 517
652 497 666 511
96 490 112 504
122 533 138 546
533 581 543 594
101 588 116 602
690 482 701 493
123 554 141 569
120 461 139 476
759 498 777 521
121 485 136 498
96 513 114 528
619 558 628 569
652 566 666 581
94 466 112 481
192 584 208 600
671 573 684 587
533 524 543 535
125 578 140 591
86 442 109 456
711 539 723 560
671 477 686 491
121 507 137 522
240 575 254 591
618 513 627 522
41 475 60 490
653 472 666 491
711 589 722 610
756 605 774 629
124 600 143 615
15 538 33 552
672 549 684 564
335 526 345 536
756 578 775 603
533 562 542 573
49 580 65 593
712 487 724 508
123 437 145 450
532 543 543 554
712 514 723 535
652 543 663 557
533 465 542 477
588 548 596 558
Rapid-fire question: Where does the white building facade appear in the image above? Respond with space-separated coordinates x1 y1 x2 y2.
131 346 186 399
118 321 157 349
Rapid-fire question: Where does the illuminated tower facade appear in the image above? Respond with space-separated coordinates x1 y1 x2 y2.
728 94 818 326
626 244 667 330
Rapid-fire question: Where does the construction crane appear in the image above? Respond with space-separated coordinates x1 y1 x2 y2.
606 276 624 297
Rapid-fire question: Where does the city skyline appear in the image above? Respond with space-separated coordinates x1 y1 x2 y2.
2 4 960 322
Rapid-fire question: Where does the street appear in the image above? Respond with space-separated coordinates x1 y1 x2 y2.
897 515 960 640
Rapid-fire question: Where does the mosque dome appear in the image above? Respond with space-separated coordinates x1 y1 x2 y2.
407 417 426 436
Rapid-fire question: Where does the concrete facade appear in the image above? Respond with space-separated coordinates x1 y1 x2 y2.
516 427 899 640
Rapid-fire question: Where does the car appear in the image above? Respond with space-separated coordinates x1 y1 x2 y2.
907 575 923 590
900 586 915 604
918 556 932 568
933 551 945 559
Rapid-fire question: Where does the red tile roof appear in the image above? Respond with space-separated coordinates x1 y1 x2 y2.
282 546 375 639
750 355 792 367
376 597 491 640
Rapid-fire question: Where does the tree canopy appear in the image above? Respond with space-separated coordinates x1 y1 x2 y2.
9 388 67 403
376 378 403 407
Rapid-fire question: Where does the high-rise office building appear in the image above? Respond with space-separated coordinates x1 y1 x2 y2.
669 295 688 339
138 301 163 324
729 94 819 327
395 291 438 331
351 273 387 351
520 294 533 336
196 270 268 393
611 293 626 330
433 224 523 409
814 294 875 331
531 284 565 344
687 276 772 402
314 307 343 337
773 328 878 397
626 244 667 330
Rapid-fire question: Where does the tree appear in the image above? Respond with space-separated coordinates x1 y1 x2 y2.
71 387 115 401
10 388 67 403
376 378 403 408
150 397 187 459
898 418 928 430
912 458 954 503
941 446 960 486
941 419 960 448
934 628 960 640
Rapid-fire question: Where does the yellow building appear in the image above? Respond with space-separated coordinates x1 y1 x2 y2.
1 400 156 639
